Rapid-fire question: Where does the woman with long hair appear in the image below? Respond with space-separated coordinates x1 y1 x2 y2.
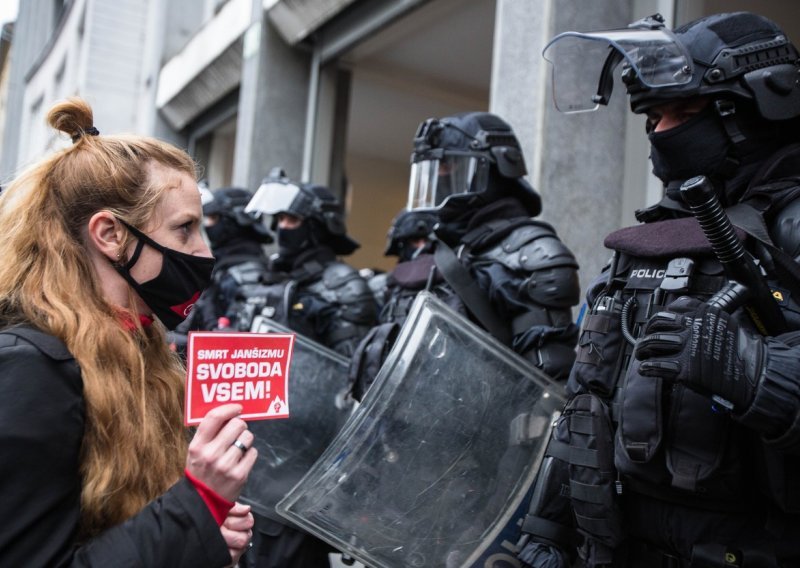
0 97 257 566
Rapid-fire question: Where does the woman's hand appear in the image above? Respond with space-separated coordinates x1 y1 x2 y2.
186 404 257 502
222 502 255 566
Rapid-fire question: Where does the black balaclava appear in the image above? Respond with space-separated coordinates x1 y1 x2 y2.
649 101 794 207
435 168 527 245
648 106 731 186
277 220 315 258
206 217 246 250
206 216 271 253
397 241 426 263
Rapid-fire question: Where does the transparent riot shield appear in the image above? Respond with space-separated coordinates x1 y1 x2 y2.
239 316 354 522
277 292 565 567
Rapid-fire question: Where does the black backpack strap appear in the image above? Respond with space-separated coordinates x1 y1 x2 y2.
433 241 511 344
0 325 73 360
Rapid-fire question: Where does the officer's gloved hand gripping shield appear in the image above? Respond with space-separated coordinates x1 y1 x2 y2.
542 14 694 113
277 292 565 568
239 317 354 523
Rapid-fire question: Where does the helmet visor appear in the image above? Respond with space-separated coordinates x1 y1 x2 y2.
542 28 694 113
245 181 303 218
199 185 214 208
407 153 480 211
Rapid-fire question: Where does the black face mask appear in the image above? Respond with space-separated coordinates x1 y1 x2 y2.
396 242 416 263
397 240 431 262
113 220 216 330
277 223 313 257
204 218 240 250
648 107 732 185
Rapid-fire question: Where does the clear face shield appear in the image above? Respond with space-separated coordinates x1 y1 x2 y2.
244 180 304 229
199 184 214 209
198 184 215 244
407 152 484 211
542 27 694 113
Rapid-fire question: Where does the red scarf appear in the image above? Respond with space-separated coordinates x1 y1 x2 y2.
118 312 155 332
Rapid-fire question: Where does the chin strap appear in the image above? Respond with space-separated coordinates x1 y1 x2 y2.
713 99 746 179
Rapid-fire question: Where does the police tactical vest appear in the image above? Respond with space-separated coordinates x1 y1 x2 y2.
565 210 800 551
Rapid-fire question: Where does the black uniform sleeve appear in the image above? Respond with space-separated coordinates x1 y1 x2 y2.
736 333 800 451
304 264 379 357
471 261 579 380
0 338 230 567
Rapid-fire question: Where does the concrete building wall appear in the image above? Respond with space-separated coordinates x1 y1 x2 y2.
7 0 154 171
0 0 62 182
491 0 635 300
17 0 89 166
84 0 149 135
3 0 798 287
233 2 309 190
0 23 14 166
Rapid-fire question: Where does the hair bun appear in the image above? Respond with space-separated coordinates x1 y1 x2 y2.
47 97 98 143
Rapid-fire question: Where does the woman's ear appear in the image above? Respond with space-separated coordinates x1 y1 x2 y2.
87 211 125 262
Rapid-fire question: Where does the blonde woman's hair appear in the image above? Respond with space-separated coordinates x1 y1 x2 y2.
0 98 198 537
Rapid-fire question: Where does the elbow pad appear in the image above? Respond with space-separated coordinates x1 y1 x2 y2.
312 263 379 324
477 222 580 309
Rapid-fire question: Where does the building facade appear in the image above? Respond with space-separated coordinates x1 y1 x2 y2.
2 0 798 292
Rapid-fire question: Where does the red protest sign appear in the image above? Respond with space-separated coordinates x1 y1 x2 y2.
184 331 295 425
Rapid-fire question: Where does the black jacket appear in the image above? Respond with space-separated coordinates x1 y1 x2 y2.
0 326 231 567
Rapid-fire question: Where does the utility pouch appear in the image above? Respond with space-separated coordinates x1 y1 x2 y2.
665 386 729 492
570 294 624 397
616 363 663 467
564 393 624 551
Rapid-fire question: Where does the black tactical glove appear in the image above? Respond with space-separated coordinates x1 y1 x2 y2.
634 296 766 411
518 542 568 568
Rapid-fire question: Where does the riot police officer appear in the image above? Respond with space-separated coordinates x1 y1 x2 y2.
372 208 437 306
349 208 439 398
235 167 378 355
240 168 378 568
170 186 271 350
385 208 438 263
350 111 581 400
521 12 800 567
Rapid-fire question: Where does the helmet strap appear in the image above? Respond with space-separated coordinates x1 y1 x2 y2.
713 99 745 179
714 99 746 144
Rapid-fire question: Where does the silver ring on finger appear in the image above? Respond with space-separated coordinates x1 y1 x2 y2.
232 439 248 453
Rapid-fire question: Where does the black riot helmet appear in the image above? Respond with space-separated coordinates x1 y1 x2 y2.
384 209 438 260
204 186 254 220
543 12 800 121
245 167 359 256
630 12 800 119
407 112 541 217
201 185 272 249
